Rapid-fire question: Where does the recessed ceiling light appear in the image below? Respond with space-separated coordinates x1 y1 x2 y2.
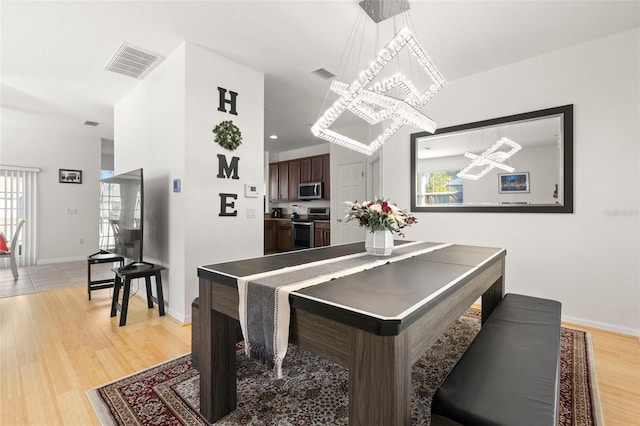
269 135 278 139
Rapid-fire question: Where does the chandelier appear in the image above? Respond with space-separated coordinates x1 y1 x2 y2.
311 0 446 156
457 137 522 180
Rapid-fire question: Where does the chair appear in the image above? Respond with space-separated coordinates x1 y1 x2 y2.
0 219 26 280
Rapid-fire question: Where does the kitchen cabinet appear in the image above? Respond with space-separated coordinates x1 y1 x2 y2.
277 221 292 251
264 219 276 254
288 160 300 201
300 156 324 183
269 162 290 201
269 154 330 201
278 162 289 201
314 221 331 247
269 164 279 202
322 154 330 200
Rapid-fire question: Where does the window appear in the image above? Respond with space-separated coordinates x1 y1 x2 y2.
0 166 39 266
416 170 463 206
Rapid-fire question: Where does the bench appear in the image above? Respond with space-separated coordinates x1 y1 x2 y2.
431 293 562 426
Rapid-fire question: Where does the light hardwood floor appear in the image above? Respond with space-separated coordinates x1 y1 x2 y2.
0 267 638 425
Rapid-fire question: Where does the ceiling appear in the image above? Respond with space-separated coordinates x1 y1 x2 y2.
2 1 639 154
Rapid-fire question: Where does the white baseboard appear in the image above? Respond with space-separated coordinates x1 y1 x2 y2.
38 256 87 265
563 314 640 337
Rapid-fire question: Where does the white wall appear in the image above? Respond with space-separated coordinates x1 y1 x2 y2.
0 125 101 263
115 41 264 322
381 28 640 335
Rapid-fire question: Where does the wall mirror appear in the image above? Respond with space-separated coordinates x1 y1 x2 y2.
410 104 573 213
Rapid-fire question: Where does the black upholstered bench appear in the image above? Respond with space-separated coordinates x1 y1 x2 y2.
431 293 562 426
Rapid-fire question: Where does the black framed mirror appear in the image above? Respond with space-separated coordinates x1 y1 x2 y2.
410 104 573 213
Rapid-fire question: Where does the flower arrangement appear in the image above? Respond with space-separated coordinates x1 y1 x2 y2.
345 198 417 236
213 120 243 151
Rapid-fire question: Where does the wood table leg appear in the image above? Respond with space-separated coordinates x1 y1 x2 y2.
349 328 411 426
199 279 237 423
145 276 154 308
481 276 505 324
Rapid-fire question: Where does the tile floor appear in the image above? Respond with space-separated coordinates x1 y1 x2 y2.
0 259 119 299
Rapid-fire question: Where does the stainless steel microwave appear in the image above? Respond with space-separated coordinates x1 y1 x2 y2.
298 182 323 200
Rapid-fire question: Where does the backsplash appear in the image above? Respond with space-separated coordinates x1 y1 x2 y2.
269 200 330 216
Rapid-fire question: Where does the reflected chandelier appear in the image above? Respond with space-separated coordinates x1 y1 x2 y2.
311 0 446 156
457 137 522 180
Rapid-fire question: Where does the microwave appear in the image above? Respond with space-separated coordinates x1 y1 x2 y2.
298 182 323 200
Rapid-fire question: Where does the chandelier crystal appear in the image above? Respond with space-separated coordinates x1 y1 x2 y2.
457 137 522 180
311 25 446 156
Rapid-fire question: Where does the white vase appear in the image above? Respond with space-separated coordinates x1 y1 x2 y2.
365 230 394 256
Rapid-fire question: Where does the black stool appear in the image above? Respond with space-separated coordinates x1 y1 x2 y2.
110 263 166 326
87 251 124 300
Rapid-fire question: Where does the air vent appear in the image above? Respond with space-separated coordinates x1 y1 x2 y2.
83 120 100 127
105 43 164 79
312 68 336 80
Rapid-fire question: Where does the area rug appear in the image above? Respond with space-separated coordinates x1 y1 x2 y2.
87 309 602 425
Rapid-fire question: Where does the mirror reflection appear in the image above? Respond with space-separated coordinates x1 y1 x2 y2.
410 105 573 213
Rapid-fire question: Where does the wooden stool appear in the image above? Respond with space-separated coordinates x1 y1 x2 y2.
87 251 124 300
110 263 166 326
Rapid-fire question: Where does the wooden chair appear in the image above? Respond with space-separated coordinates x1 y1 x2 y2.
0 219 26 280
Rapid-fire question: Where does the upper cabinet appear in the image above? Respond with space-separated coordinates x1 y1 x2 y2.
269 154 330 201
269 162 290 201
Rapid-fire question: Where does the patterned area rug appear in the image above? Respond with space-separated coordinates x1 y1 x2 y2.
88 309 602 425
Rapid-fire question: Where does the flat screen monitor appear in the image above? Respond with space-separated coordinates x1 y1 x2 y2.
98 168 143 263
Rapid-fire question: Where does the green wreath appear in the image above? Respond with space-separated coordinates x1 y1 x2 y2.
213 120 243 151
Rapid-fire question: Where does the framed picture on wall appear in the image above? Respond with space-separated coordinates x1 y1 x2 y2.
499 172 529 193
59 169 82 184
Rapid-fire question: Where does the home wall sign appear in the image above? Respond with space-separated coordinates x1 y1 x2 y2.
217 87 238 116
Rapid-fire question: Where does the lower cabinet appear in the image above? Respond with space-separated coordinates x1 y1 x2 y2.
264 219 292 253
277 221 292 251
314 221 331 247
264 219 276 254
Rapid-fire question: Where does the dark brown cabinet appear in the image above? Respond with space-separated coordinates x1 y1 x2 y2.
277 221 291 251
264 219 276 254
314 221 331 247
269 164 279 202
269 154 330 201
322 154 330 200
278 162 289 201
288 160 300 201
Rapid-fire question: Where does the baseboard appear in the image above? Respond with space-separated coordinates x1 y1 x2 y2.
38 256 87 265
563 314 640 337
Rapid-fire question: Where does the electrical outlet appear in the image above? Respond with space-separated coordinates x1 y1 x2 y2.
79 238 84 245
247 208 255 218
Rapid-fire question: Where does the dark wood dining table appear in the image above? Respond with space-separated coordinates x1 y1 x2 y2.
197 241 506 425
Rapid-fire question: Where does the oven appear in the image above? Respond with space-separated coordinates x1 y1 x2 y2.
291 220 314 250
290 207 330 250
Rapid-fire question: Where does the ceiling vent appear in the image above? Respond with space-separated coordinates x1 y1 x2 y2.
105 43 164 79
83 120 100 127
312 68 336 80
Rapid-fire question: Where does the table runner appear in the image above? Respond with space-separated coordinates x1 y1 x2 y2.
237 241 450 377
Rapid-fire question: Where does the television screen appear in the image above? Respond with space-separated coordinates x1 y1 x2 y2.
98 168 143 263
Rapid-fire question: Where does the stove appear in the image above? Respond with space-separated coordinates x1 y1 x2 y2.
306 207 331 221
290 207 330 249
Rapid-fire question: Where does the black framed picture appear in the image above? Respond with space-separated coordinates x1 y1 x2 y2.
59 169 82 184
499 172 529 193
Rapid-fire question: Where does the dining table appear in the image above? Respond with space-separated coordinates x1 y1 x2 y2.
196 240 506 425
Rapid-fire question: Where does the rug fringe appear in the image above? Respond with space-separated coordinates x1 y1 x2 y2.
585 332 605 426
